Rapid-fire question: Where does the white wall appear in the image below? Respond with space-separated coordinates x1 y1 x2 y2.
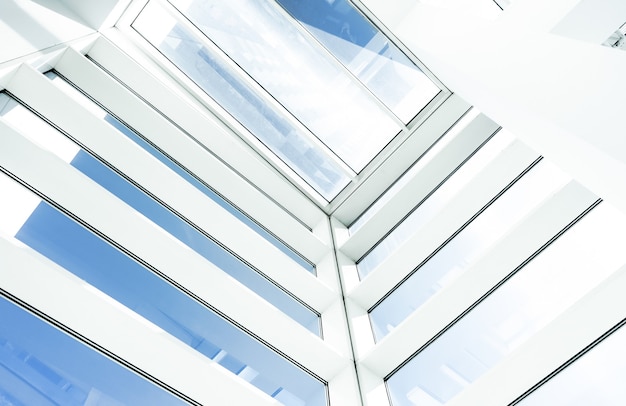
58 0 129 30
0 0 94 65
361 0 626 216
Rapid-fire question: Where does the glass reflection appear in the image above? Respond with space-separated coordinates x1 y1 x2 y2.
133 1 351 200
370 160 569 341
0 295 187 406
276 0 440 123
0 93 321 336
0 172 327 406
167 0 400 172
386 203 626 406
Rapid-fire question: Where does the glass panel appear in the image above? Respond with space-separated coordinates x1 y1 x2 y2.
386 202 626 406
370 160 569 341
0 93 321 337
0 295 188 406
518 323 626 405
45 71 315 274
276 0 440 123
357 129 515 277
133 1 351 200
167 0 400 172
0 171 327 406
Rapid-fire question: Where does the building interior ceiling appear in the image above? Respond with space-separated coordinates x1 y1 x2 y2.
0 0 626 405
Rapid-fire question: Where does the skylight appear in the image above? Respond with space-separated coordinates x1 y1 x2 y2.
132 0 440 201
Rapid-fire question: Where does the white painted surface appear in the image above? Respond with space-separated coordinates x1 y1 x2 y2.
331 94 469 225
58 0 130 29
340 113 499 260
362 0 626 218
53 47 331 270
360 181 598 375
349 140 539 308
7 64 336 313
0 0 93 65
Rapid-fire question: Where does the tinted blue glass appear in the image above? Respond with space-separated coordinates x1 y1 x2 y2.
0 295 187 405
0 94 319 336
70 151 319 335
14 199 326 405
105 114 316 273
133 6 351 200
45 71 315 274
275 0 440 123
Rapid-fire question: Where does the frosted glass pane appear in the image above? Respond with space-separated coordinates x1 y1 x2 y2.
387 203 626 406
370 160 569 340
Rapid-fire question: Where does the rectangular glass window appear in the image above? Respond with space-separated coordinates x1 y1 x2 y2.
0 171 327 406
45 71 316 274
369 159 569 341
133 0 351 200
516 322 626 405
132 0 439 200
0 93 321 337
0 295 188 405
386 202 626 406
275 0 440 123
357 129 515 277
165 0 400 172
